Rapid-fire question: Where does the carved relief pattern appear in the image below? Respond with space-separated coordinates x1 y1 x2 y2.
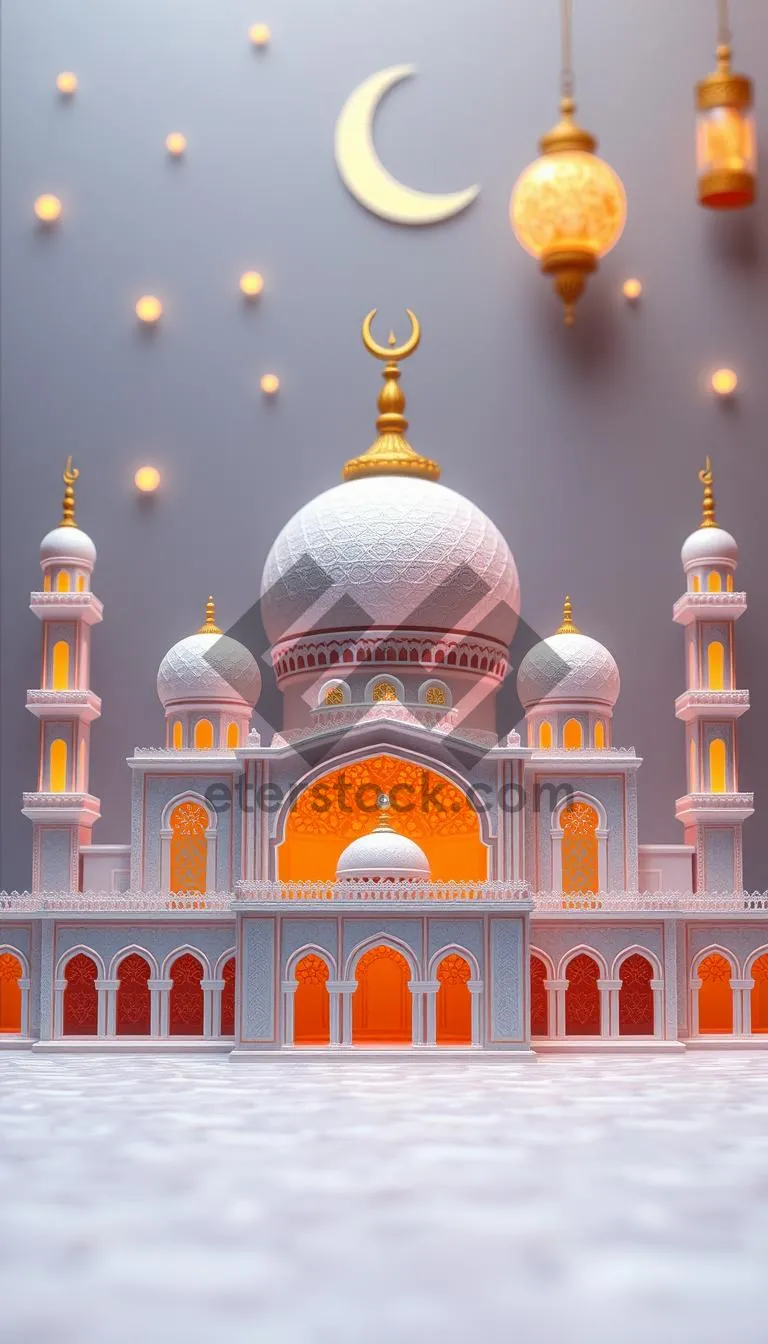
425 685 447 706
561 801 599 894
323 686 345 706
63 953 98 1034
565 954 601 1035
170 802 208 895
530 955 548 1036
436 953 471 985
618 953 654 1035
168 953 204 1035
295 953 330 984
287 756 479 839
116 953 151 1035
698 953 731 983
0 953 22 982
372 680 397 702
220 956 236 1035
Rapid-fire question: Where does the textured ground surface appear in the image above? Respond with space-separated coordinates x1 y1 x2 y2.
1 1052 768 1344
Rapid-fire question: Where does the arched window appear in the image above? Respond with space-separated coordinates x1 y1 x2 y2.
425 684 447 706
726 574 734 592
62 953 98 1035
688 639 697 687
697 953 733 1034
372 679 397 702
530 955 548 1037
194 718 214 749
618 954 655 1036
707 640 725 690
50 738 68 793
563 718 583 750
172 719 183 749
561 801 599 894
52 640 70 690
323 684 345 706
691 574 701 592
220 957 236 1036
226 721 239 749
750 954 768 1033
79 738 86 790
707 571 722 592
709 738 727 793
565 954 601 1036
169 801 210 894
538 721 553 749
76 574 86 591
352 945 411 1044
43 572 51 592
56 570 70 592
293 953 330 1045
594 720 605 749
435 954 472 1045
0 953 23 1033
689 737 698 791
116 954 151 1036
168 953 204 1035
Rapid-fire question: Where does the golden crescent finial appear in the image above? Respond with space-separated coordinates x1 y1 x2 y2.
698 456 717 528
362 308 421 362
60 455 80 527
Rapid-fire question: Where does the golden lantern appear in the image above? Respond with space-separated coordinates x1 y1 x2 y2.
509 0 626 325
696 2 756 210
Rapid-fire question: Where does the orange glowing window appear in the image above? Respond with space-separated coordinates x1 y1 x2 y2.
172 720 183 749
750 954 768 1034
169 800 209 894
323 685 345 706
425 684 447 706
193 718 214 749
530 955 548 1036
618 953 654 1036
372 680 397 702
726 574 734 592
52 640 70 690
293 953 330 1045
561 800 599 895
50 738 67 792
707 640 725 690
79 737 86 789
689 737 697 790
226 721 239 749
563 718 583 750
43 573 51 592
56 570 70 592
564 953 601 1036
0 953 22 1033
697 953 733 1034
691 574 701 592
436 954 472 1045
352 945 411 1044
538 720 553 749
76 574 86 592
594 720 605 749
707 570 722 592
709 738 727 793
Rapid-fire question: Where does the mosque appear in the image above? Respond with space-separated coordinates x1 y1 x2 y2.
1 311 766 1054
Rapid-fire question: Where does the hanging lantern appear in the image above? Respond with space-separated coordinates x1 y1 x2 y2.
509 0 626 325
696 2 756 210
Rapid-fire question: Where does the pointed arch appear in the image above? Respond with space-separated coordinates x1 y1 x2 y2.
563 951 602 1036
556 795 605 895
115 952 152 1036
167 951 205 1036
0 948 26 1034
593 719 605 749
709 738 727 793
60 949 101 1036
615 951 656 1036
707 640 725 690
707 570 722 592
746 948 768 1034
52 640 70 690
293 952 331 1045
538 720 553 749
172 719 183 749
563 718 583 750
161 792 216 895
692 945 736 1035
347 935 417 1047
49 738 68 793
530 952 550 1037
193 718 214 749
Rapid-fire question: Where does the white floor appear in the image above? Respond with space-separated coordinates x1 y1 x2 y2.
1 1053 768 1344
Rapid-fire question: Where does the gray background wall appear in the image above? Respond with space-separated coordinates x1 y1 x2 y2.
1 0 766 889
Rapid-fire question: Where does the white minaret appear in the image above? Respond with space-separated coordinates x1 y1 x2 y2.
674 458 753 892
22 460 102 891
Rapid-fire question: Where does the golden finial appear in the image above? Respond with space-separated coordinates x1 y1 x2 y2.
698 457 717 528
198 595 222 635
60 455 79 527
556 595 580 635
342 309 441 482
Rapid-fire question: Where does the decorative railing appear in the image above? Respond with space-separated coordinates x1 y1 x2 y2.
532 890 768 912
0 890 234 912
235 880 529 904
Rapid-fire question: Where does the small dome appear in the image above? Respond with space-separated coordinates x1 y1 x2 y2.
681 525 738 570
336 821 431 881
40 525 96 567
157 631 261 709
517 599 620 710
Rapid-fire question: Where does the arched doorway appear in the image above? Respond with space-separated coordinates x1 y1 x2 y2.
116 954 151 1036
63 953 98 1035
168 953 204 1036
435 954 472 1045
561 800 600 895
697 953 733 1034
565 953 601 1036
530 955 549 1037
293 953 331 1045
618 954 655 1036
220 957 236 1036
750 954 768 1033
0 952 22 1033
352 945 412 1045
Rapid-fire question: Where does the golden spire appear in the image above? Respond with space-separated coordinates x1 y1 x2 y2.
342 309 441 482
60 456 79 527
556 595 580 635
698 457 717 528
198 595 221 634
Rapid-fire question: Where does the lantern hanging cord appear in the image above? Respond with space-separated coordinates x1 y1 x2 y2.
560 0 574 101
717 0 731 49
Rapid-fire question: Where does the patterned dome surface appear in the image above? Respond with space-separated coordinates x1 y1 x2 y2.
157 632 261 708
336 825 431 881
517 632 620 709
261 476 519 647
681 525 738 568
40 525 96 566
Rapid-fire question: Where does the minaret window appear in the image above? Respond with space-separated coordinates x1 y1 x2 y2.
424 685 447 706
79 738 86 789
707 640 725 690
709 738 727 792
56 571 70 592
538 721 553 749
689 738 698 790
691 574 701 592
563 718 583 750
323 685 345 706
561 800 599 894
172 720 183 750
726 574 734 592
43 573 51 592
372 679 397 702
707 571 722 592
169 801 210 893
76 574 86 592
49 738 68 793
594 720 605 748
193 718 214 749
52 640 70 690
226 722 239 748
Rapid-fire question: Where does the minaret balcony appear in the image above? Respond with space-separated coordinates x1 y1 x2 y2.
673 592 746 626
25 689 102 723
674 689 750 722
30 591 103 624
21 792 101 825
675 792 754 825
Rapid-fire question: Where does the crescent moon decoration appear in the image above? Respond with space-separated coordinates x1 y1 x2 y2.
334 64 479 226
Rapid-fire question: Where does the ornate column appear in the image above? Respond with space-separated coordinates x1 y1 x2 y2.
281 979 298 1046
650 978 665 1039
730 978 751 1036
200 978 222 1038
95 978 119 1036
53 976 67 1037
740 978 755 1036
18 978 31 1038
467 980 484 1047
325 981 346 1046
689 976 702 1037
149 977 173 1036
337 982 357 1045
546 979 568 1037
422 980 441 1046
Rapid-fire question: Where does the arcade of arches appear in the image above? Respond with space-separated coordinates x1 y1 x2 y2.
277 755 487 882
530 951 655 1037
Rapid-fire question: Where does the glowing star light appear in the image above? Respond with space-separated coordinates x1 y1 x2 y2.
165 133 187 157
34 194 62 223
260 373 280 395
134 466 161 493
249 23 271 47
56 72 78 96
240 271 264 298
135 296 162 324
623 278 643 301
711 368 738 397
